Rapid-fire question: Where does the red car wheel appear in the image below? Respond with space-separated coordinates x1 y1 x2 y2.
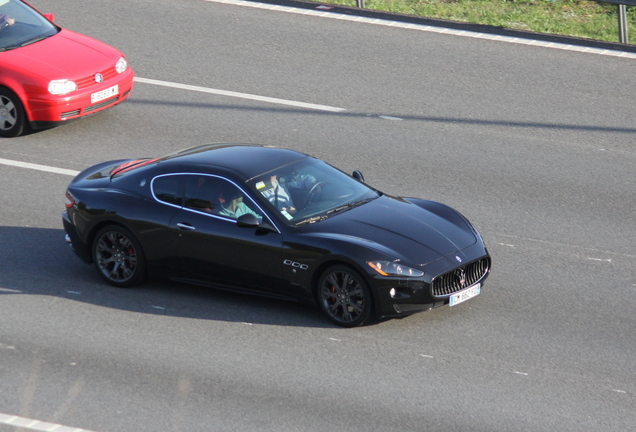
0 87 25 137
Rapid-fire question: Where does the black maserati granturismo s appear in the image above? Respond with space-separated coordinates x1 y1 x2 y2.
63 144 491 327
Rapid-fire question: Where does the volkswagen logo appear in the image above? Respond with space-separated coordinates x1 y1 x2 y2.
94 73 104 83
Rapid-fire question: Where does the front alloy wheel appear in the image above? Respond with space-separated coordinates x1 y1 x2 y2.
92 225 146 288
0 88 26 137
318 265 373 327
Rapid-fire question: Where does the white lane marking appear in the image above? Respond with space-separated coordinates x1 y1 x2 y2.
134 77 347 112
0 413 99 432
497 243 515 248
205 0 636 59
588 257 612 262
495 233 636 261
0 158 79 177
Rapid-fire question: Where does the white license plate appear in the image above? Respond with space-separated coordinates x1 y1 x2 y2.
449 283 481 307
91 85 118 104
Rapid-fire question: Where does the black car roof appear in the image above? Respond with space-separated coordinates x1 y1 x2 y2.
158 144 309 180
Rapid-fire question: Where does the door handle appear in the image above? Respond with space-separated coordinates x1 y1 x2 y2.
176 223 196 230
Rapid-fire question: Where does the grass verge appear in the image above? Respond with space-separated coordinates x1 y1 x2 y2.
319 0 636 43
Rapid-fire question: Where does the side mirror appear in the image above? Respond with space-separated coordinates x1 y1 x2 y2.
237 213 260 227
43 13 55 22
352 170 365 183
236 213 277 233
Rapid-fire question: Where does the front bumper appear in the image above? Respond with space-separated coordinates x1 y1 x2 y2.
27 68 134 128
372 277 443 318
372 254 491 319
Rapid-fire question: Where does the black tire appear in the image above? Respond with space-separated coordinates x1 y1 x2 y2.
92 225 146 288
0 87 26 138
317 265 373 327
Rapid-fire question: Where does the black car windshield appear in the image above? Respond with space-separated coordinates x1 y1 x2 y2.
0 0 58 51
247 157 380 225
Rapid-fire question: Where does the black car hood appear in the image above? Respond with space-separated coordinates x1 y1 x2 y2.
302 196 478 266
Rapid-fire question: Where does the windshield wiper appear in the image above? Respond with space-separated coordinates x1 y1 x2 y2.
326 204 351 215
326 198 374 216
0 35 49 52
0 45 20 52
21 36 48 47
295 215 328 226
296 198 376 225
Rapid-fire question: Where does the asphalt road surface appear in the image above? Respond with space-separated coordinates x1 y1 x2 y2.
0 0 634 431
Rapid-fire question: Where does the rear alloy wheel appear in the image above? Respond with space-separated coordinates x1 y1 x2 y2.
318 265 373 327
92 225 146 288
0 88 26 138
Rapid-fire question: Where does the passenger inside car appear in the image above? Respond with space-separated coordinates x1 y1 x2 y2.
217 182 262 221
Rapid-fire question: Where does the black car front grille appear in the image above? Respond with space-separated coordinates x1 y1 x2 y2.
432 257 491 297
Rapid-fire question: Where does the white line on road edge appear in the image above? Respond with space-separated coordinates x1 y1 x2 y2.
0 412 99 432
0 158 79 176
134 77 347 112
205 0 636 60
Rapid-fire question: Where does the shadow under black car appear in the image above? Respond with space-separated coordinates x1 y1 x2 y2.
0 226 333 328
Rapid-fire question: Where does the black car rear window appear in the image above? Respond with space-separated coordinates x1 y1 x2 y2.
152 175 182 206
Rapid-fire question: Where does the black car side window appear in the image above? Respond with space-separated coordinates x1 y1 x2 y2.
181 175 263 221
184 175 224 213
152 175 182 206
215 179 262 221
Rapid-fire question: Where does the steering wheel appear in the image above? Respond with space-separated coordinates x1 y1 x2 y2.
304 182 326 206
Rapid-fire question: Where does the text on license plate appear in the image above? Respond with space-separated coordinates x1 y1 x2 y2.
91 85 118 104
449 283 481 307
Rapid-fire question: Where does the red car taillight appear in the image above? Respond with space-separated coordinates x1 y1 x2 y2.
65 190 76 209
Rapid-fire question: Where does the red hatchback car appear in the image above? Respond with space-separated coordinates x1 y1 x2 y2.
0 0 134 137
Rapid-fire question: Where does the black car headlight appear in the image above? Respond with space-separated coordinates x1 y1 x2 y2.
367 261 424 277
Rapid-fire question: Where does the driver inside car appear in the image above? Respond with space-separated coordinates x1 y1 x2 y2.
259 171 320 217
0 13 15 31
262 175 297 215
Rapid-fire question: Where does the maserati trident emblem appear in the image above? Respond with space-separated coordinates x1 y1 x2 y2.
455 268 467 288
94 73 104 83
455 255 462 263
